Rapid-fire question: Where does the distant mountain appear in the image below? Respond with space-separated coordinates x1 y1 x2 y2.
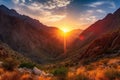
0 5 66 64
66 29 83 46
73 8 120 50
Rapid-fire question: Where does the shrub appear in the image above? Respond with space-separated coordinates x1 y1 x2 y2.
1 71 21 80
85 65 94 71
2 58 18 71
19 62 35 69
75 73 89 80
52 67 68 76
104 68 120 80
52 67 68 80
101 59 108 65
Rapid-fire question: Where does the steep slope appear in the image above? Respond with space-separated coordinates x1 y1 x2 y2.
62 8 120 66
0 5 64 64
62 28 120 67
80 28 120 60
77 8 120 60
0 40 31 63
73 8 120 50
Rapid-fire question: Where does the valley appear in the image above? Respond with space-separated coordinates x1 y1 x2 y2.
0 1 120 80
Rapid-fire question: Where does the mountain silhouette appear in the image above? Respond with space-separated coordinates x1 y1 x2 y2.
0 5 66 64
1 4 120 65
72 7 120 51
68 8 120 64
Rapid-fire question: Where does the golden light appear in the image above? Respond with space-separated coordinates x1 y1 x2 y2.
62 28 69 33
58 27 71 54
60 28 71 34
60 28 70 54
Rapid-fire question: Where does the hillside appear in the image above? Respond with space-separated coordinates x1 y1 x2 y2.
0 4 120 80
62 7 120 67
0 40 32 64
72 8 120 50
0 5 66 64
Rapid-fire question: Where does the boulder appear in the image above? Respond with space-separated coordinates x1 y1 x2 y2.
33 67 43 75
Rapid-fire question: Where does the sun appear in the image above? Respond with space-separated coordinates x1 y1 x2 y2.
58 27 71 37
63 29 69 33
61 28 70 33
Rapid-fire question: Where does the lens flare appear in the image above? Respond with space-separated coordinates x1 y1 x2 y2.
58 27 71 54
62 28 69 54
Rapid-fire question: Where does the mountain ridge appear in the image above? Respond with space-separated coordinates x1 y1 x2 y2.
72 7 120 51
0 5 64 64
66 8 120 65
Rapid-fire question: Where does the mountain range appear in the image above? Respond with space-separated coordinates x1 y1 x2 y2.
0 4 120 66
0 5 64 63
0 5 82 64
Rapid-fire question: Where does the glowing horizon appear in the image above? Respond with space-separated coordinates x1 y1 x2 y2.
60 27 71 33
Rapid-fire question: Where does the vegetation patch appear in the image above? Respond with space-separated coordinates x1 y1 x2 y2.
104 68 120 80
75 73 89 80
19 62 35 69
2 58 18 71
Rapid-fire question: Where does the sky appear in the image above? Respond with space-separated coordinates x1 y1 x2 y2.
0 0 120 30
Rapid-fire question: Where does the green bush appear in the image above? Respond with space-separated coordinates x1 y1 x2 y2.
52 67 68 76
19 62 35 69
2 58 18 71
104 69 120 80
51 67 68 80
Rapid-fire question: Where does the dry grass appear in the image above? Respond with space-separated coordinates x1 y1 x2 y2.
66 57 120 80
0 68 52 80
104 68 120 80
0 57 120 80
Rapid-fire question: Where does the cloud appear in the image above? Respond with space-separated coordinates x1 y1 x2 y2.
86 1 116 9
43 14 66 22
45 0 71 9
86 10 94 14
12 0 19 4
109 2 116 9
79 7 108 29
96 9 106 14
12 0 72 10
12 0 72 23
86 1 105 7
21 0 25 3
79 11 98 29
79 15 97 24
87 9 106 14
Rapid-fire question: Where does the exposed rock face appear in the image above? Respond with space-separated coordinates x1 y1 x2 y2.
81 29 120 59
77 8 120 60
